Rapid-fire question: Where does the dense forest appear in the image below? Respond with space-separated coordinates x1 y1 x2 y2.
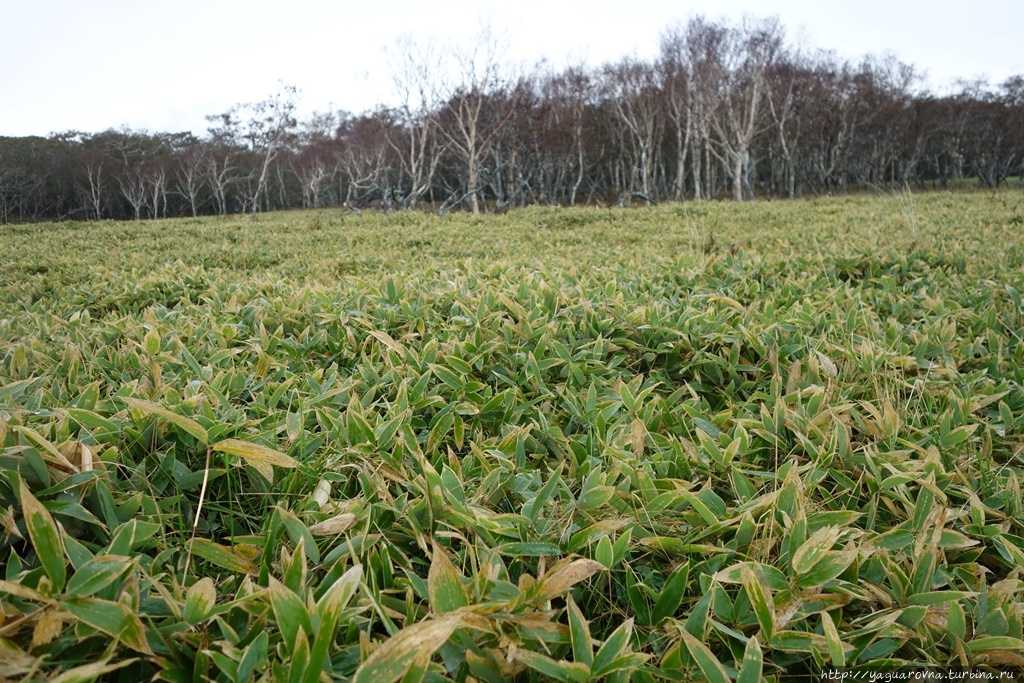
1 16 1022 223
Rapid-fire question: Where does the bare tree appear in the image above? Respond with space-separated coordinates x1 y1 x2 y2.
333 112 395 211
2 15 1022 222
173 134 206 217
213 83 299 219
112 130 150 220
683 18 730 199
291 111 339 209
559 65 596 205
660 28 694 200
78 133 111 219
384 35 443 209
604 58 663 205
704 17 782 201
435 24 517 214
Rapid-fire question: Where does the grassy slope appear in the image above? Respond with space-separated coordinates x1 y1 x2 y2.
1 191 1024 680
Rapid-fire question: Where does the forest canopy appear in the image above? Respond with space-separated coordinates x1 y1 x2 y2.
1 15 1021 223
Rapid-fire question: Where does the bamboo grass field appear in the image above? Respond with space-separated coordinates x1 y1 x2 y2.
2 190 1024 680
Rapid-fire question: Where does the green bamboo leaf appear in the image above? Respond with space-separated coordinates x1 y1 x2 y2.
741 564 774 639
213 438 299 468
207 651 239 681
238 631 269 683
611 527 633 564
592 618 634 677
64 408 119 435
144 328 161 356
567 594 593 667
715 561 783 588
577 486 615 511
289 628 310 683
819 610 846 667
910 548 938 595
0 377 40 402
440 466 466 505
267 576 312 656
624 569 651 626
352 613 466 683
494 542 562 557
940 424 977 449
428 545 468 613
999 401 1014 429
948 601 967 640
619 384 636 412
19 480 66 593
44 500 106 533
735 636 763 683
466 649 504 683
651 564 689 625
277 507 320 564
107 519 160 556
791 525 841 574
524 464 562 525
123 397 208 444
316 564 362 623
679 629 730 683
938 530 979 549
794 549 858 589
431 364 464 391
966 636 1024 653
678 490 719 525
906 591 976 606
513 648 590 682
64 596 152 653
65 555 134 598
594 536 614 569
182 577 217 625
911 486 935 533
189 538 257 574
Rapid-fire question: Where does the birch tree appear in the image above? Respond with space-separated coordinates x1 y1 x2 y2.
708 18 782 201
435 24 516 214
604 58 663 204
660 27 694 200
384 35 442 209
214 84 299 219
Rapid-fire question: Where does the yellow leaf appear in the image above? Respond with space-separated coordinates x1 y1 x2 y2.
369 330 405 355
190 538 257 574
30 611 64 651
308 513 357 536
310 479 331 509
537 558 605 602
212 438 299 468
50 658 138 683
353 613 468 683
0 579 54 604
14 426 78 473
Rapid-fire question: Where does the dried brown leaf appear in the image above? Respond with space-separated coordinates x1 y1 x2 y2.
308 513 357 536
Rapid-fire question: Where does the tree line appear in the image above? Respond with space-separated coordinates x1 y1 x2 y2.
2 16 1022 223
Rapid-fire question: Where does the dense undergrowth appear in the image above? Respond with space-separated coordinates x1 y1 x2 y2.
1 191 1024 681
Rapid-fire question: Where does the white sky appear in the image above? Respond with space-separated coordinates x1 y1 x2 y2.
2 0 1022 138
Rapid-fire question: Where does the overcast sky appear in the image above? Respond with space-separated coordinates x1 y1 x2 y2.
2 0 1021 138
